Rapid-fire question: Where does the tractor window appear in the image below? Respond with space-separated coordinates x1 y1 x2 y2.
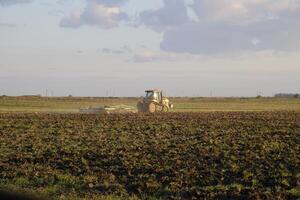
146 91 154 98
154 92 160 100
146 91 160 100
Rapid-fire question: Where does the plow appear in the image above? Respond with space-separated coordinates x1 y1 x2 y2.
79 104 137 114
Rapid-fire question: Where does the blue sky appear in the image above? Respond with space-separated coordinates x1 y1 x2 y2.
0 0 299 97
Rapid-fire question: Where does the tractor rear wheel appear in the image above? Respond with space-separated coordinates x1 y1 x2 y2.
148 102 156 113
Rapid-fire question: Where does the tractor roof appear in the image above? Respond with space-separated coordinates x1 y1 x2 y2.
145 89 162 92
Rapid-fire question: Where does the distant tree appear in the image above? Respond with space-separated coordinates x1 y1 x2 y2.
275 93 299 98
256 95 262 99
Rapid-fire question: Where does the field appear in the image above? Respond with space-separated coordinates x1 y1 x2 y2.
1 111 300 199
0 97 300 199
1 96 300 112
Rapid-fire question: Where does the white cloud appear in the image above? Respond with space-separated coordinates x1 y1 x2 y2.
133 51 197 62
0 23 16 27
153 0 300 54
60 10 82 28
60 0 300 54
192 0 300 23
138 0 190 31
0 0 33 6
60 0 128 29
97 45 131 54
98 48 124 54
161 16 300 54
91 0 128 6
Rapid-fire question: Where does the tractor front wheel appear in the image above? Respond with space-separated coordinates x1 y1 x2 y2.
162 105 169 112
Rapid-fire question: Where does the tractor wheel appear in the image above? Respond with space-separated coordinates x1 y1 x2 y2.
148 102 156 113
137 101 144 112
162 105 169 112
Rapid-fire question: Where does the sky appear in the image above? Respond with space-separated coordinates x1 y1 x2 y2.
0 0 300 97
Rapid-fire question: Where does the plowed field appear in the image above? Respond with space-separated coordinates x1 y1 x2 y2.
0 112 300 199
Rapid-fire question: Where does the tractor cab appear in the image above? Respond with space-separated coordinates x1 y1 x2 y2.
145 90 162 102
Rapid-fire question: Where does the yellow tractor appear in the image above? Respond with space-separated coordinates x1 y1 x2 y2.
137 89 173 113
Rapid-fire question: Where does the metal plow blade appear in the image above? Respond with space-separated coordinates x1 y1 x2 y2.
79 105 137 114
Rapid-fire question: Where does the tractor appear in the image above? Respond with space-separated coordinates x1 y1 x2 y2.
137 89 173 113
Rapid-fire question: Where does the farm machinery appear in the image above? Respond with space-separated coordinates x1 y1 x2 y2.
80 104 137 114
79 89 173 114
137 89 173 113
